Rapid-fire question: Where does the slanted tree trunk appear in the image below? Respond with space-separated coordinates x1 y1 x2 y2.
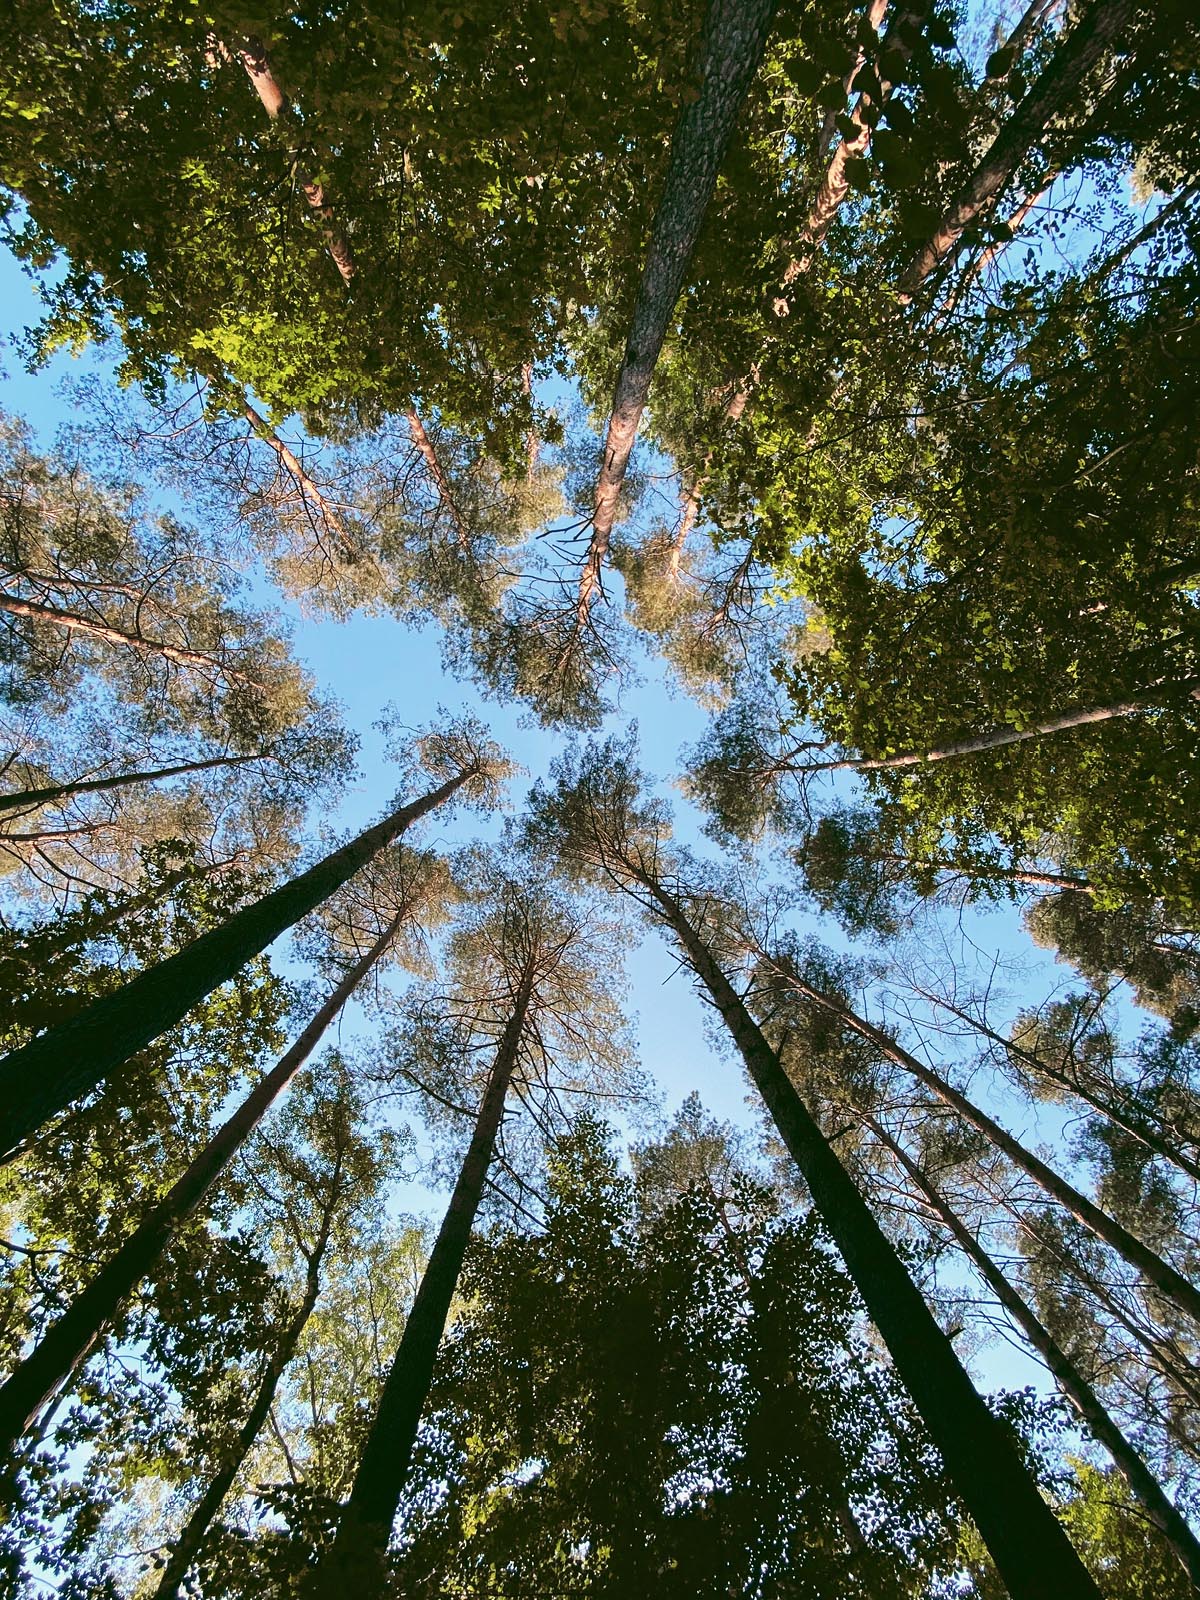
789 687 1198 774
0 591 262 688
861 1110 1200 1589
404 410 469 552
582 0 777 619
634 873 1101 1600
898 0 1134 293
153 1191 339 1598
0 768 474 1159
768 965 1200 1328
0 753 266 818
234 36 357 285
316 971 533 1595
0 912 404 1458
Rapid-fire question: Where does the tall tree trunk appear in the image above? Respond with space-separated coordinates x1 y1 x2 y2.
921 989 1200 1185
404 410 469 552
0 913 404 1459
153 1197 338 1598
234 36 357 285
0 768 473 1160
898 0 1134 294
637 874 1102 1600
769 966 1200 1327
791 687 1197 774
862 1110 1200 1589
0 753 266 818
581 0 777 619
241 401 376 574
316 974 533 1595
0 591 261 688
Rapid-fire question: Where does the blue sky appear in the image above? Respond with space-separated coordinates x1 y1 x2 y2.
0 244 1108 1398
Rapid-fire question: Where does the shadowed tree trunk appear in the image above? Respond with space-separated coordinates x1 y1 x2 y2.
861 1109 1200 1589
0 753 266 817
0 767 473 1159
314 966 534 1596
0 912 405 1459
765 964 1200 1328
581 0 777 620
630 872 1101 1600
898 0 1134 293
152 1178 341 1598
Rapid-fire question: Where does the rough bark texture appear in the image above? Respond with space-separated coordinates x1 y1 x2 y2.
0 770 471 1159
864 1113 1200 1589
152 1202 338 1598
777 972 1200 1328
316 977 532 1595
643 880 1101 1600
898 0 1134 293
404 409 469 551
582 0 777 614
236 36 358 285
0 753 264 818
0 916 401 1457
0 591 261 687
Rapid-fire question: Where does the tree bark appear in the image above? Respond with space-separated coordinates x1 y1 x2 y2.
898 0 1134 294
581 0 777 618
315 976 532 1595
0 913 403 1458
770 968 1200 1328
152 1198 338 1598
404 410 469 552
863 1111 1200 1590
0 753 265 818
235 36 357 285
0 767 473 1160
791 687 1198 773
638 875 1101 1600
0 591 262 688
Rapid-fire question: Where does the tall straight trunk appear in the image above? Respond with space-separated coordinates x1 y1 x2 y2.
771 968 1200 1328
863 1111 1200 1588
898 0 1134 293
638 875 1101 1600
792 687 1194 773
922 990 1200 1186
0 753 265 818
235 36 357 285
0 768 472 1160
317 976 532 1593
581 0 776 617
153 1201 337 1598
0 914 403 1459
0 591 261 687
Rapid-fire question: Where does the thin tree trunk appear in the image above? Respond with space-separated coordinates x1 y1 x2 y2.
235 36 357 285
0 767 473 1160
898 0 1134 294
241 401 374 571
317 974 533 1594
790 687 1198 773
769 967 1200 1328
863 1112 1200 1589
638 875 1101 1600
153 1197 338 1598
0 591 261 688
581 0 776 619
404 410 469 552
0 753 266 818
0 913 404 1457
920 989 1200 1185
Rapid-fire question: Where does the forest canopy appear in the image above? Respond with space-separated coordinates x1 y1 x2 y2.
0 0 1198 1594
